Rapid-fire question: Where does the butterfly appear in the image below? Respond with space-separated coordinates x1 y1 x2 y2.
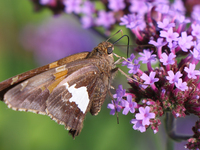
0 31 129 138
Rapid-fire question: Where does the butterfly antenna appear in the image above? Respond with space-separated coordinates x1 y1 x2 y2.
106 29 123 42
113 35 130 58
106 30 130 58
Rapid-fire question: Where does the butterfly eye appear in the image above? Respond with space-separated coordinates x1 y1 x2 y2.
107 46 113 54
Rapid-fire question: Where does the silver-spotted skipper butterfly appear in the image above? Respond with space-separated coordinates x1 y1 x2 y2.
0 31 128 138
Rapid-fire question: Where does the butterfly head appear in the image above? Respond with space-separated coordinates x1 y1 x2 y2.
99 41 114 55
90 41 114 57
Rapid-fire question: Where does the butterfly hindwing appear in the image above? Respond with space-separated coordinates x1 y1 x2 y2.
46 65 105 137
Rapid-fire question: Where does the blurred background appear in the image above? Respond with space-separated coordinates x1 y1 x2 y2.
0 1 197 150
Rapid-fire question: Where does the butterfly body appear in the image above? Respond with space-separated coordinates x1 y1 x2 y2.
0 41 117 138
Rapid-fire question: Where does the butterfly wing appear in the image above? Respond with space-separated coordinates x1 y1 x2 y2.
46 64 108 137
0 52 89 100
4 68 57 114
3 58 109 138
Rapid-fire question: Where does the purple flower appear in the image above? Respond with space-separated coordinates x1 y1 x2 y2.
127 59 140 74
175 14 190 24
149 38 167 48
194 42 200 51
81 15 94 28
168 41 178 49
81 1 95 15
155 3 170 14
107 100 122 115
121 95 137 115
130 119 146 132
190 48 200 60
113 85 126 101
108 0 125 12
160 52 176 65
171 0 185 14
120 14 145 30
166 70 182 84
157 18 175 30
138 49 156 63
190 43 200 60
96 10 115 28
141 72 159 84
184 63 200 79
108 85 126 115
63 0 82 14
129 0 148 15
135 106 155 126
191 24 200 39
140 72 159 89
122 53 135 66
192 5 200 22
175 79 188 91
178 31 193 52
160 27 179 43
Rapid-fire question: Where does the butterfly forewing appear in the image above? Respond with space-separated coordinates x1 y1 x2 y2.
0 52 89 100
4 69 56 114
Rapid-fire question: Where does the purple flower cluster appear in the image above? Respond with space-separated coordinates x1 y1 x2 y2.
33 0 120 29
107 85 158 133
107 85 156 133
31 0 200 149
114 1 200 149
31 0 148 30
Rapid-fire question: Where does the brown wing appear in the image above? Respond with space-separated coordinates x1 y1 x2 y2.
0 52 89 100
4 68 56 114
3 59 109 138
46 64 109 138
